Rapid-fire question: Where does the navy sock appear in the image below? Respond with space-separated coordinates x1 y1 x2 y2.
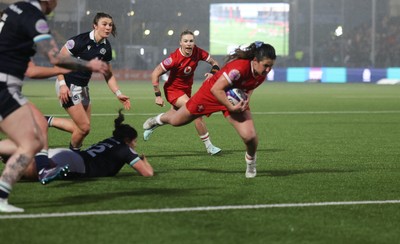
44 116 54 127
0 181 11 199
69 143 81 152
35 150 51 173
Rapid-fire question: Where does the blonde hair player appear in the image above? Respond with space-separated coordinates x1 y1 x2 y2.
147 29 222 155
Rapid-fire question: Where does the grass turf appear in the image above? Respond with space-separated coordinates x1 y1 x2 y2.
1 81 399 244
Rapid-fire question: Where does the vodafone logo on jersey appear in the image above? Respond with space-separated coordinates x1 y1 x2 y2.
184 66 192 75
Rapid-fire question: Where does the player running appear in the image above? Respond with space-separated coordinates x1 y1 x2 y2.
147 30 221 155
143 42 276 178
46 12 130 152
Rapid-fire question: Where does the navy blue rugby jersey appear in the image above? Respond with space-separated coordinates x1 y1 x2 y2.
78 137 141 178
0 1 52 79
63 30 112 86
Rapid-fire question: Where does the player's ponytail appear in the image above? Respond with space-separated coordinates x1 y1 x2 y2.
113 109 137 143
253 42 276 62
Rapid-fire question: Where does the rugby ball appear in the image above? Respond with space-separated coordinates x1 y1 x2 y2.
226 88 247 105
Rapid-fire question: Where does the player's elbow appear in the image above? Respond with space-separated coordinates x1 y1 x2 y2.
24 69 35 79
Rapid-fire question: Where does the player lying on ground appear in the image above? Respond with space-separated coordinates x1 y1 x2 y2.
1 110 153 180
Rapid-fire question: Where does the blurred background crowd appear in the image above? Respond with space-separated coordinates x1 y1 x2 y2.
1 0 399 70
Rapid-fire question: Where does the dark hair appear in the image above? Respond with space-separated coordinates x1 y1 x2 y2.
113 109 137 142
93 12 117 37
225 41 276 63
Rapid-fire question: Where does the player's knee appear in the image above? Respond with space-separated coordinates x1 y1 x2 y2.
36 115 49 132
77 123 91 136
242 132 258 146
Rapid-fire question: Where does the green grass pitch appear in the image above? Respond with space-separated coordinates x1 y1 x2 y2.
1 80 400 243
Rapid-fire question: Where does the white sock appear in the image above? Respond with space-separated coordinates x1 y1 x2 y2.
245 152 257 164
35 149 48 157
155 113 164 125
47 116 54 127
200 132 212 148
0 181 12 196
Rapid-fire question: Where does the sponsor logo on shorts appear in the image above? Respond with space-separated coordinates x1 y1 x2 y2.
72 94 80 103
16 90 24 99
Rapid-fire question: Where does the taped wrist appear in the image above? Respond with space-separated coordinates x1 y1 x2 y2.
210 65 220 74
115 90 122 96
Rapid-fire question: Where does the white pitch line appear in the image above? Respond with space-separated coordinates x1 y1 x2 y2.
47 110 400 118
1 200 400 220
251 110 400 115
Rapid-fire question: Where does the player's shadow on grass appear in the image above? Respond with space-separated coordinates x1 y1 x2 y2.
174 168 353 178
21 187 214 209
266 168 355 177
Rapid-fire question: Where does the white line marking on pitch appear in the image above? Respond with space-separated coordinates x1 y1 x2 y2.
1 200 399 220
251 110 400 115
46 110 400 118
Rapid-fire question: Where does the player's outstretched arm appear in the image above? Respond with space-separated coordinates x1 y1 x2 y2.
36 38 109 74
132 155 154 177
25 61 71 79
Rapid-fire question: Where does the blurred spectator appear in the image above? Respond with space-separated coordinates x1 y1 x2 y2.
318 16 400 68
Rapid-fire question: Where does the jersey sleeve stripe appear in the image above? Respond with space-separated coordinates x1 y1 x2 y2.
160 62 167 72
33 34 52 43
129 157 141 167
223 72 233 85
64 43 74 56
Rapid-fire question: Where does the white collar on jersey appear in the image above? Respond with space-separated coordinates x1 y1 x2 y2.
178 47 193 57
90 30 107 45
250 60 257 78
27 0 42 11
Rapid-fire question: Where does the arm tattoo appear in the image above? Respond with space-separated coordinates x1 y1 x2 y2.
36 39 91 72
